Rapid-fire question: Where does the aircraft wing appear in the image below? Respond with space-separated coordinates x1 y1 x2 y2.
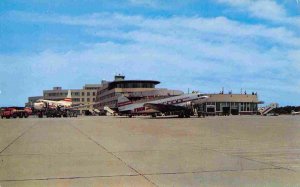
67 102 101 110
143 103 186 113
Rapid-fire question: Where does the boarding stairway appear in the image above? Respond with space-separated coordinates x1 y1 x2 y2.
258 103 278 116
93 109 101 115
104 106 115 115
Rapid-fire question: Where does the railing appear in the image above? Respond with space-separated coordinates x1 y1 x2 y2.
258 103 278 115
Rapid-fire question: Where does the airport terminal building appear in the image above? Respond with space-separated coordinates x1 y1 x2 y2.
195 93 262 115
95 75 183 111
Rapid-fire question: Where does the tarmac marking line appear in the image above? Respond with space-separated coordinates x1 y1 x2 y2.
68 123 159 187
0 174 140 182
0 167 283 183
0 152 113 157
195 121 300 172
203 147 297 172
0 167 288 183
0 122 37 155
143 167 284 176
111 148 208 153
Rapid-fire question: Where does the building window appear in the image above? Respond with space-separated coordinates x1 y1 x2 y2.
253 103 257 111
87 98 90 102
93 92 95 96
82 92 84 96
87 92 90 96
93 98 95 102
73 98 80 102
241 102 248 111
82 98 84 102
216 103 220 111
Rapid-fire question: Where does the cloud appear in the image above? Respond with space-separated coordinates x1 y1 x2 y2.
3 11 144 28
128 0 158 7
218 0 286 20
217 0 300 27
1 11 300 105
4 11 300 47
288 49 300 70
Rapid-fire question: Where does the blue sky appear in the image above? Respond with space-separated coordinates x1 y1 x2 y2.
0 0 300 106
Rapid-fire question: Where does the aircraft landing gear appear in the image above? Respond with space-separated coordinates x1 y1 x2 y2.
178 110 192 118
178 111 185 118
38 112 43 118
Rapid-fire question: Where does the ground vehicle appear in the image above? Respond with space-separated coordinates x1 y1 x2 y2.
35 107 78 118
1 107 32 119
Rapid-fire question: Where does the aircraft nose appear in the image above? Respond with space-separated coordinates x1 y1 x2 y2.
33 103 38 109
198 95 209 99
33 103 42 109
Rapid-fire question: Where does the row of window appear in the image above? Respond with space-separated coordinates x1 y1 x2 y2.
240 102 257 111
82 92 96 96
45 92 96 97
98 88 108 95
206 102 258 112
99 100 117 107
46 93 67 97
98 93 116 101
114 83 155 89
85 87 99 90
72 98 96 102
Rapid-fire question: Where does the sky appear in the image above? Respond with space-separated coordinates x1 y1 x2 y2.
0 0 300 106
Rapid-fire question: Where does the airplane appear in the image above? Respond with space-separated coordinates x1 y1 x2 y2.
33 90 73 110
33 90 100 118
291 110 300 115
117 93 209 118
33 90 96 110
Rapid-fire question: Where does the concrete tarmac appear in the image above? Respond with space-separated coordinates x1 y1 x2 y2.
0 115 300 186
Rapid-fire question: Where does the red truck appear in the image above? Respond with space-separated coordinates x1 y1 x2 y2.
1 107 32 119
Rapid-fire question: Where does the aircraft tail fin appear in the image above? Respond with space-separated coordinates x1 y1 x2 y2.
64 90 72 102
117 95 132 108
